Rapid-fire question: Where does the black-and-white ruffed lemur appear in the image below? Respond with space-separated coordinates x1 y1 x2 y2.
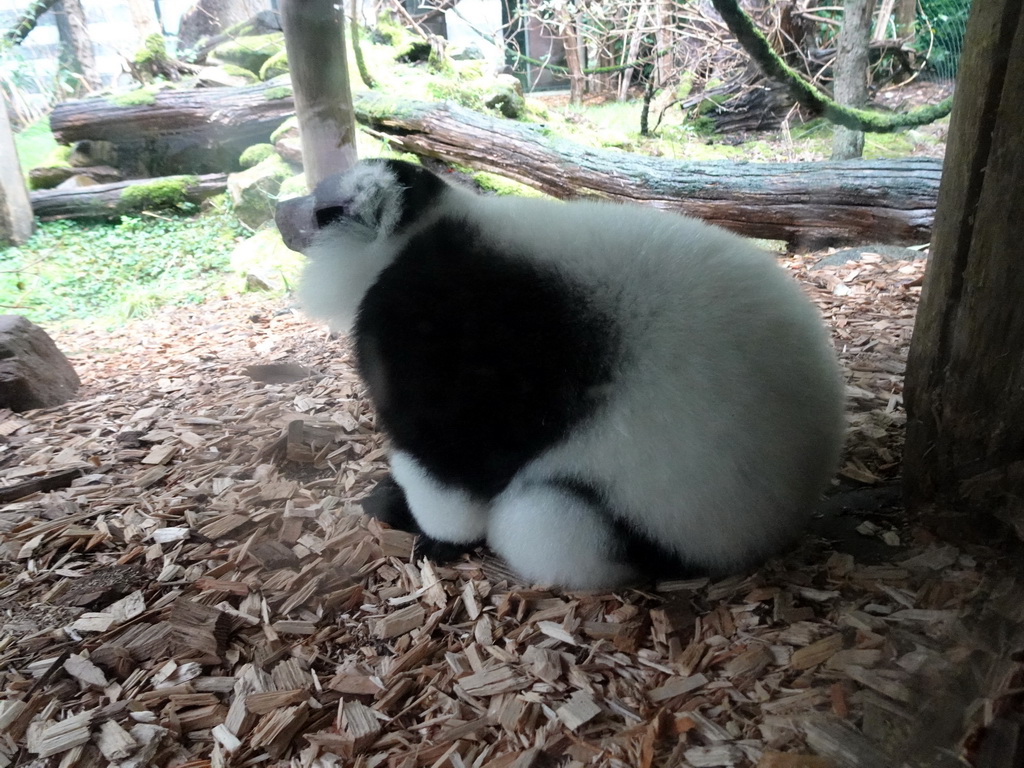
275 159 845 589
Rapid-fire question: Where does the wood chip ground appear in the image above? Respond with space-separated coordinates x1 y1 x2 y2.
1 253 1021 768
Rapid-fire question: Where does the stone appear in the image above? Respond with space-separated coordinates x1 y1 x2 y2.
0 316 81 412
227 154 293 229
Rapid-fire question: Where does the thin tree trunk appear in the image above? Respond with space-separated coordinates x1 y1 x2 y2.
351 3 377 89
127 0 162 43
831 0 874 160
54 0 101 92
653 0 674 88
619 0 649 102
894 0 916 44
2 0 60 45
280 0 358 189
558 8 585 105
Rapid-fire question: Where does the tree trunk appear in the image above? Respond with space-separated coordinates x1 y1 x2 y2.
29 173 228 220
619 0 649 102
54 0 101 92
558 8 585 105
280 0 357 190
832 0 874 160
49 80 295 176
653 0 675 88
894 0 916 44
0 96 34 246
903 0 1024 514
354 94 940 249
127 0 162 43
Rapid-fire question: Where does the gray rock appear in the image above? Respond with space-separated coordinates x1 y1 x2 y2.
0 316 81 412
811 244 927 270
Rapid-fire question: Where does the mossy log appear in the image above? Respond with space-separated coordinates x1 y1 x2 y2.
49 79 294 177
352 93 941 249
30 174 228 220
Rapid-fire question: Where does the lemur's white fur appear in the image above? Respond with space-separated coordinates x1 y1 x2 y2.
301 163 419 332
300 164 846 589
390 450 489 543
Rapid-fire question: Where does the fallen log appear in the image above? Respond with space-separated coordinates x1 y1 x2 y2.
30 174 228 220
352 93 940 249
49 79 295 176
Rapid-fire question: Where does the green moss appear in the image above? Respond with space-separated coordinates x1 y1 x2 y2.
472 172 548 198
239 143 276 168
260 50 289 80
220 63 259 83
263 85 292 101
270 116 298 144
210 33 285 75
120 176 198 209
111 87 159 107
278 173 309 201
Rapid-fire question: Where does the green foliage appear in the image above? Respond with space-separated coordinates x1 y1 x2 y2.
13 117 60 173
918 0 970 78
0 211 246 323
134 33 168 66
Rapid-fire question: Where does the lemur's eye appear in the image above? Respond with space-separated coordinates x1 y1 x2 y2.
315 205 348 229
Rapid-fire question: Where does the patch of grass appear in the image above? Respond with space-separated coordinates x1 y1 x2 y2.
14 117 59 173
0 210 247 324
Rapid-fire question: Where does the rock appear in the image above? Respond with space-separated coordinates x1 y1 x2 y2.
483 75 526 119
226 154 293 229
228 228 305 293
0 316 80 412
208 33 285 76
56 175 100 190
811 244 927 270
29 165 122 191
69 140 118 168
195 65 259 88
451 44 485 61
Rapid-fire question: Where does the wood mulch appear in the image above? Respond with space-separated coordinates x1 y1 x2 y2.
1 252 1021 768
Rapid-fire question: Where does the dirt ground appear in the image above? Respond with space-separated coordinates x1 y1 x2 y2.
0 249 1021 768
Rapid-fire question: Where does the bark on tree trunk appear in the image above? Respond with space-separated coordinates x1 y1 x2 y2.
895 0 916 43
54 0 101 92
832 0 874 160
558 8 585 105
127 0 162 43
280 0 358 190
354 93 941 249
903 0 1024 514
653 0 674 88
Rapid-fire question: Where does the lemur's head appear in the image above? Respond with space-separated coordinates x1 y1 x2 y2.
275 159 449 253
